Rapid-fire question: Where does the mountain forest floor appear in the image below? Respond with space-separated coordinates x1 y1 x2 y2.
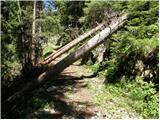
13 56 142 119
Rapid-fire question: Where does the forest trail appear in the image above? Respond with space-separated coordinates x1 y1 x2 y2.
2 1 158 119
48 62 104 119
25 56 106 119
22 56 140 119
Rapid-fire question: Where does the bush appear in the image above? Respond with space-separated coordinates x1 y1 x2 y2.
114 76 159 118
129 76 159 118
89 75 158 118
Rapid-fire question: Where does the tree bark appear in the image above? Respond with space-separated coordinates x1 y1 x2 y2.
96 43 107 63
31 0 36 66
4 14 127 107
41 23 104 65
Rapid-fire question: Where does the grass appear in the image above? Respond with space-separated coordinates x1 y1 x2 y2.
86 75 159 119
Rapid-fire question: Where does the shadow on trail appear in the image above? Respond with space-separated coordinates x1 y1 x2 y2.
26 91 94 119
8 73 95 119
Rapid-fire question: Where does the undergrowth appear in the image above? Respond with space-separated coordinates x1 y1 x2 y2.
88 75 159 119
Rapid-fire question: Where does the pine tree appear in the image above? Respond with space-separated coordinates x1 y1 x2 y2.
106 1 159 83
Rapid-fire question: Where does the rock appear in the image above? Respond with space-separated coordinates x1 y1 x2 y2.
46 86 57 92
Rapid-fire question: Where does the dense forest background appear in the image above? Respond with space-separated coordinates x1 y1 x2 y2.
1 0 159 119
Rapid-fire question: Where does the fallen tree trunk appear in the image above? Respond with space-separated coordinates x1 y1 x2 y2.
3 14 127 109
41 23 104 65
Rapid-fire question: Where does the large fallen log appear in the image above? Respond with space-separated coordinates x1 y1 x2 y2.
3 14 127 108
41 23 104 65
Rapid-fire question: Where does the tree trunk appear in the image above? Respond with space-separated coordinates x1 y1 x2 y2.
96 44 107 63
31 0 36 66
3 14 127 107
41 23 104 65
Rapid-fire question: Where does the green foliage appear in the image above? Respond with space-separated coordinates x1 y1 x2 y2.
104 59 118 82
88 12 158 83
82 1 111 28
85 2 159 118
1 1 22 85
37 10 63 44
2 1 159 118
113 76 159 119
82 1 158 84
89 75 158 118
57 32 71 45
55 1 84 27
126 76 158 118
99 1 159 83
43 1 85 47
91 62 101 74
30 93 53 109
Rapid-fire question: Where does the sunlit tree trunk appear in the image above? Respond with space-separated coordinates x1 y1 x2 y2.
17 0 24 65
41 23 104 65
31 0 36 66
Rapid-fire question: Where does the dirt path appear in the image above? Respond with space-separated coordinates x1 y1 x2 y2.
55 63 140 119
22 60 105 119
21 57 140 119
57 63 105 119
